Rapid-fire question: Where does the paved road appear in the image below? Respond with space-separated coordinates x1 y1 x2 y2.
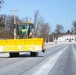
0 43 76 75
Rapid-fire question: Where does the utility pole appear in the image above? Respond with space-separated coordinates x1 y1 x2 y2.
68 17 70 34
10 10 19 39
48 35 49 42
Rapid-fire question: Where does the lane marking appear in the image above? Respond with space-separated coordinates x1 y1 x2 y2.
72 45 76 60
32 46 68 75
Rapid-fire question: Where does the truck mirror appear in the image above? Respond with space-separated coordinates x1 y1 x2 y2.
30 23 34 28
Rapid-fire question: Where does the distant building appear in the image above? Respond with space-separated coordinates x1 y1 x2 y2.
54 34 76 42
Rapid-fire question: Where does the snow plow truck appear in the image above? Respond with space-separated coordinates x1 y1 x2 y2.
0 22 45 57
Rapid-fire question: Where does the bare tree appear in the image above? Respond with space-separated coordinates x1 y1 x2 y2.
0 14 21 39
0 0 4 8
39 23 50 42
33 10 44 37
53 24 64 39
55 24 64 34
71 21 76 34
0 14 6 32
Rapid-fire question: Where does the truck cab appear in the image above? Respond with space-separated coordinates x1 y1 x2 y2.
16 22 34 38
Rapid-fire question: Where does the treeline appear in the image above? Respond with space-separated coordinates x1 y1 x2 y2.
52 21 76 41
0 11 76 42
0 10 51 41
0 0 76 42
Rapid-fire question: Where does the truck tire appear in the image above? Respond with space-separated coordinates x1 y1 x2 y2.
9 52 19 57
30 52 39 57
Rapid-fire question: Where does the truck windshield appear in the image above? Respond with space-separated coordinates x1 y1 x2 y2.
18 24 29 34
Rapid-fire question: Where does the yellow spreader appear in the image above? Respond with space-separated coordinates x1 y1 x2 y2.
0 38 45 57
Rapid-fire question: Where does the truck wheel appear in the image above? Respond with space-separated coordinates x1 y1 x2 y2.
30 52 39 57
9 52 19 57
